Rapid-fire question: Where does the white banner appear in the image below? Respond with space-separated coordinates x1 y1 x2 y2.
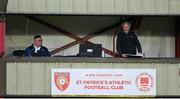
51 69 156 97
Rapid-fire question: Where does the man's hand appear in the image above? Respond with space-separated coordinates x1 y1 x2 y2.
136 53 143 56
122 54 127 58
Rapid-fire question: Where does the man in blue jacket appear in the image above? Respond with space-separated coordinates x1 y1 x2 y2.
24 35 50 57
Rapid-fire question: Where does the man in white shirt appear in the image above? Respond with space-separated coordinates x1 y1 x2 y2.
24 35 50 57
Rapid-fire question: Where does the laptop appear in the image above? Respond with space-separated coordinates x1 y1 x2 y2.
79 43 102 57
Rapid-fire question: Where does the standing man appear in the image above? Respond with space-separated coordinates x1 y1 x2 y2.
24 35 50 57
116 21 142 57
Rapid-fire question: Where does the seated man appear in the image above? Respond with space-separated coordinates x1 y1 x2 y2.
24 35 50 57
116 21 142 57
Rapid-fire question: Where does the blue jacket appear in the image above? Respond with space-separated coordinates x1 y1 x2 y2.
24 44 50 57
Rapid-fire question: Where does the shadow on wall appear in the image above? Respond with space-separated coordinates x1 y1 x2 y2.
0 61 6 96
6 15 175 37
6 15 120 36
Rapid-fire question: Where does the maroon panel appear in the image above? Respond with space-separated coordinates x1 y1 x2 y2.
175 17 180 58
0 20 5 58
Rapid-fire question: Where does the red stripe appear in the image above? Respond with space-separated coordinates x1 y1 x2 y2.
175 18 180 58
0 21 5 55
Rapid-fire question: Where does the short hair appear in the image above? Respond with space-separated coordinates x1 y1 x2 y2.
33 35 41 40
122 21 131 26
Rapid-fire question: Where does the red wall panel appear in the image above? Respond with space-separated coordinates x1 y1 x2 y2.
0 20 5 57
175 17 180 58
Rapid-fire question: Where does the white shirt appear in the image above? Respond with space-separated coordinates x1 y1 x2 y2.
34 45 41 53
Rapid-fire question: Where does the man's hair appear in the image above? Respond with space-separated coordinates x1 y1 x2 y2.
122 21 131 26
33 35 41 40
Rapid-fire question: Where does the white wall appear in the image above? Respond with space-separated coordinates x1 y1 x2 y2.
6 15 175 57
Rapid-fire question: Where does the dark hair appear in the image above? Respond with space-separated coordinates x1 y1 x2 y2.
33 35 41 40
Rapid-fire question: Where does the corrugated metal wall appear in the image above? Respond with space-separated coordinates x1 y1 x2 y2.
6 62 180 95
7 0 180 15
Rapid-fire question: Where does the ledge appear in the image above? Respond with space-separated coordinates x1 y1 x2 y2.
0 57 180 63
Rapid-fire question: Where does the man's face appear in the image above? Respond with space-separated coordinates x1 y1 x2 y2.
33 37 42 47
122 23 131 33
